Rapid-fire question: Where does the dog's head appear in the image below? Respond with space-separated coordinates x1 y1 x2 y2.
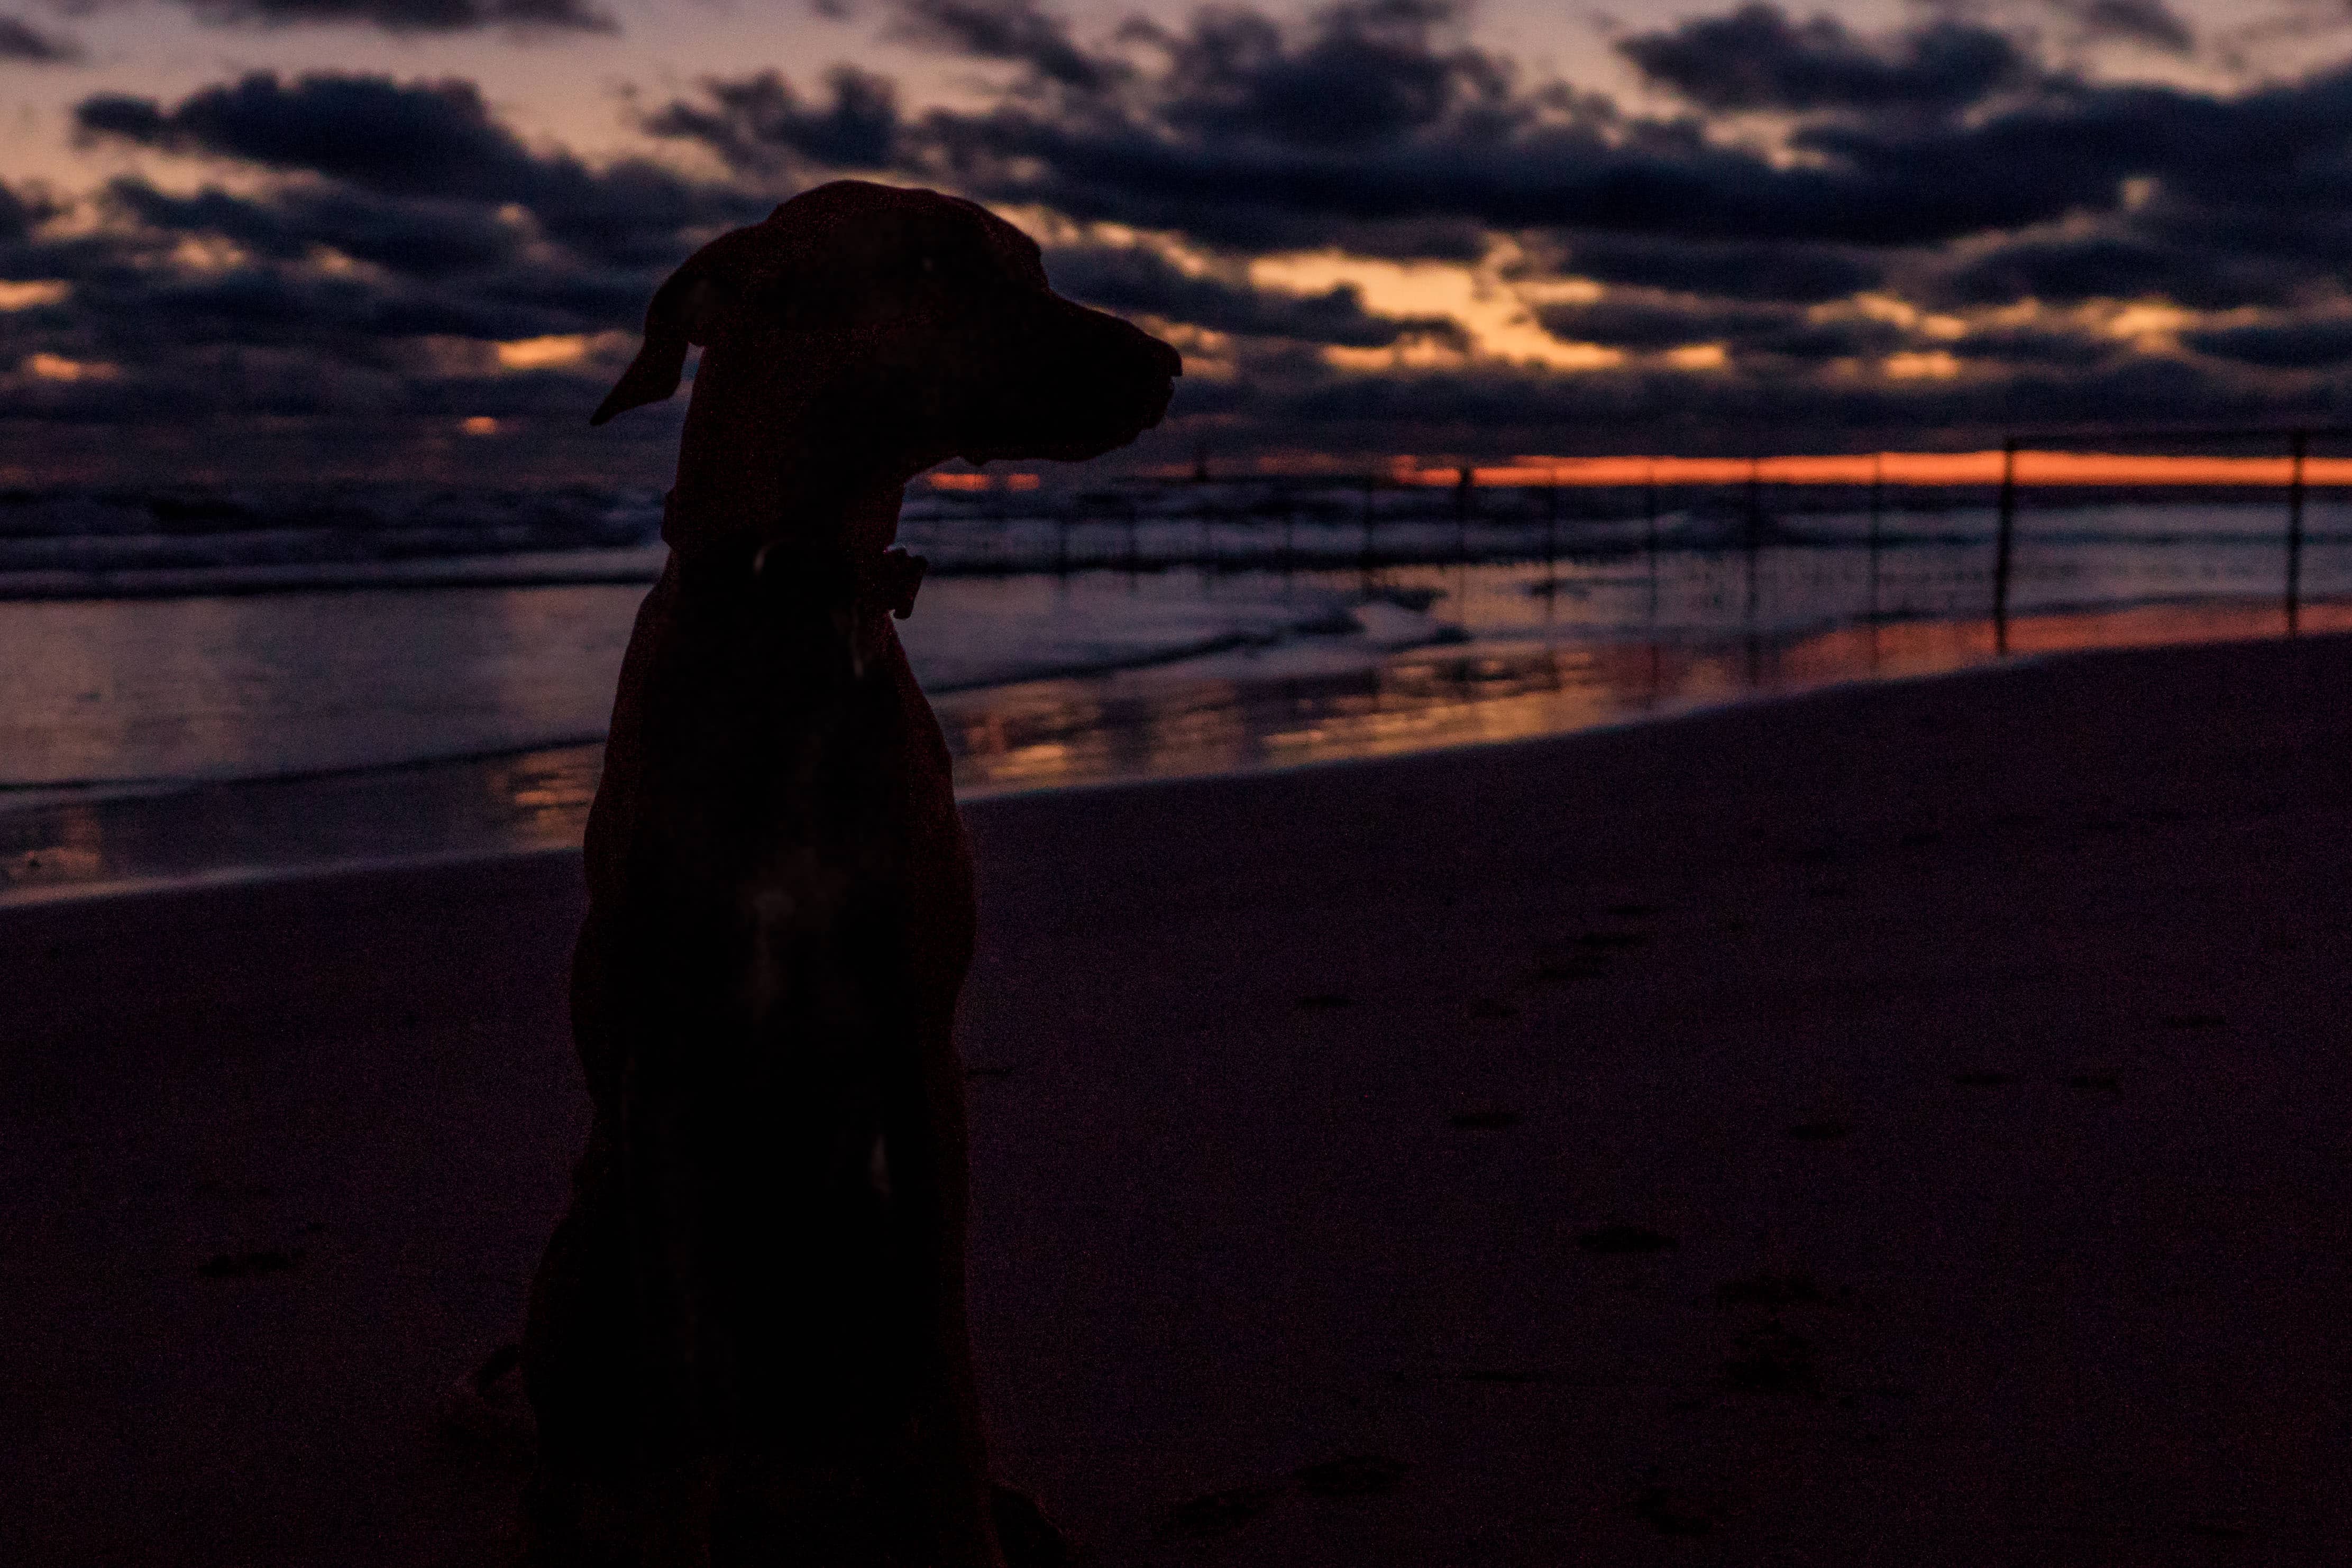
594 180 1181 558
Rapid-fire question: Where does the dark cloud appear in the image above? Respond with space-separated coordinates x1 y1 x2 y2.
639 67 900 174
106 179 526 276
178 0 614 34
2186 317 2352 369
1543 234 1882 303
75 73 761 265
1160 336 2309 462
1946 321 2122 369
1937 226 2329 313
0 13 83 61
2044 0 2194 54
1617 5 2027 114
1534 292 1912 361
656 1 1608 253
1944 233 2194 305
1045 241 1465 347
79 75 560 199
1133 0 1516 151
10 74 766 455
1536 294 1794 350
0 179 45 242
23 2 2352 474
644 2 2352 262
890 0 1114 90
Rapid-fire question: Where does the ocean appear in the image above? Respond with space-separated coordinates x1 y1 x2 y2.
4 475 2346 902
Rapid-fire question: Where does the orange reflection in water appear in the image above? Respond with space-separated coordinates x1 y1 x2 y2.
5 599 2342 905
939 599 2342 797
482 748 603 847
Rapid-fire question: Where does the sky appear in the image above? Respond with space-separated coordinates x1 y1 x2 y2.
6 0 2352 484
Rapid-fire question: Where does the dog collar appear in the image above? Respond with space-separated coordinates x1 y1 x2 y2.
731 539 928 621
862 545 928 620
665 492 927 619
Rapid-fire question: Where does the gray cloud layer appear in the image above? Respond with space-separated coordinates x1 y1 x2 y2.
177 0 612 33
11 0 2352 474
0 12 83 60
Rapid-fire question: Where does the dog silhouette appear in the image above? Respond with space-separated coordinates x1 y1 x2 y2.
520 180 1179 1566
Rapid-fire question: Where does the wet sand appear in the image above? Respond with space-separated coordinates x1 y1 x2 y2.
5 632 2349 1565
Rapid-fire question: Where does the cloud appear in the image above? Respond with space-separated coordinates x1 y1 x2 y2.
0 13 83 61
890 0 1115 90
645 1 2352 263
1936 231 2324 313
639 67 900 174
2042 0 2194 55
7 74 768 457
75 73 762 265
1948 320 2124 368
1617 5 2028 114
1541 234 1882 304
1534 293 1917 362
0 178 48 242
2185 316 2352 369
21 3 2352 474
1160 336 2301 462
1045 241 1466 347
176 0 614 34
79 75 562 200
105 179 527 276
1127 0 1517 151
1535 294 1795 351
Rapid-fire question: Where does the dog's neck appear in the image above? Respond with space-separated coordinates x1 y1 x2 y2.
665 459 908 565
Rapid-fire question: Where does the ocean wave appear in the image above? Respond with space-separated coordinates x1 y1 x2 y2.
0 576 1459 805
12 479 2341 601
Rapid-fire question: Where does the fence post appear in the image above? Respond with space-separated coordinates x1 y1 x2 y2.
1867 451 1884 621
1993 439 2018 654
1743 456 1762 623
1645 462 1661 623
1542 481 1559 607
2287 430 2308 637
1454 464 1472 565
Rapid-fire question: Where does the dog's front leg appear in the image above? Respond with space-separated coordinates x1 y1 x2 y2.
850 983 995 1568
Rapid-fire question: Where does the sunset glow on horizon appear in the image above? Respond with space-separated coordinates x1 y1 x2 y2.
1418 451 2352 489
1087 450 2352 490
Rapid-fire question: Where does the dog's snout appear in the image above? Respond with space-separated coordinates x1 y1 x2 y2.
956 301 1181 460
1092 313 1181 427
1097 312 1181 384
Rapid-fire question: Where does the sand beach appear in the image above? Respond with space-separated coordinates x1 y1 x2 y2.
5 631 2348 1566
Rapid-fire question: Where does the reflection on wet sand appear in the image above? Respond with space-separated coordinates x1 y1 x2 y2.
1 743 607 904
3 595 2345 903
939 597 2351 796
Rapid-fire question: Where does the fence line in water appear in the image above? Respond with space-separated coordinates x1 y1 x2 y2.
910 445 2350 646
1987 425 2352 649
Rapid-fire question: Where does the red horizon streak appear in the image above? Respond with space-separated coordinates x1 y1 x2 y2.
934 450 2352 491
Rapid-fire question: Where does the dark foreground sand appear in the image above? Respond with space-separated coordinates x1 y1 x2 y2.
6 634 2350 1567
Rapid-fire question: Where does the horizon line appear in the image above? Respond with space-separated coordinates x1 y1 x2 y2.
1115 452 2352 489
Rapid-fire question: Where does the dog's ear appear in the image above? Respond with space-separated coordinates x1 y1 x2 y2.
590 268 728 426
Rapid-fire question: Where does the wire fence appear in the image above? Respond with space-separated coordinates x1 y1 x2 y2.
900 437 2352 653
